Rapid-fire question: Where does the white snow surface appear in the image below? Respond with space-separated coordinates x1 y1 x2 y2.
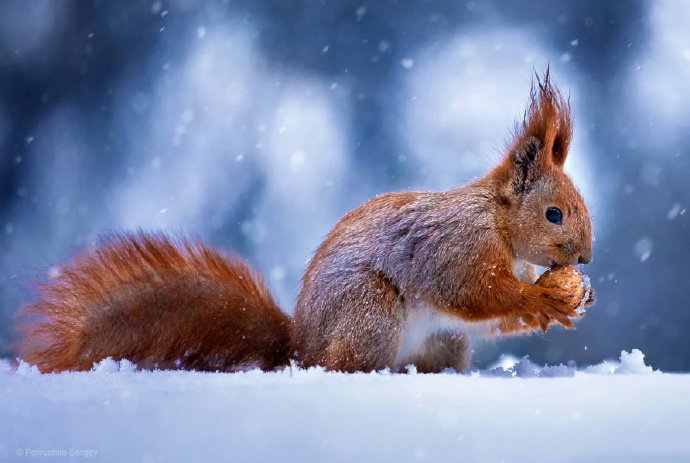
2 350 688 463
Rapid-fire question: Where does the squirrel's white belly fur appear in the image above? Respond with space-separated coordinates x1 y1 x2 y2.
394 297 497 369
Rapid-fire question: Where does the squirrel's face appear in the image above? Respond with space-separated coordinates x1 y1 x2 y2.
510 165 592 267
495 75 593 268
494 74 592 268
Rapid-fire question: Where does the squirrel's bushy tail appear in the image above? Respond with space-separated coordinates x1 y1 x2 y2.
18 233 292 373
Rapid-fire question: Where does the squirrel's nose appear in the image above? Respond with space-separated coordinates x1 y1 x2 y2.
578 253 591 265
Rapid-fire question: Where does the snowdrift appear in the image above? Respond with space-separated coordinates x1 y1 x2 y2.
2 350 688 463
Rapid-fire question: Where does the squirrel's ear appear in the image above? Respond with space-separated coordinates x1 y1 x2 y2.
510 136 544 194
511 69 572 174
549 120 571 167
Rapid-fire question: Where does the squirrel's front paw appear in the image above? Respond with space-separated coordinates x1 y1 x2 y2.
532 288 579 331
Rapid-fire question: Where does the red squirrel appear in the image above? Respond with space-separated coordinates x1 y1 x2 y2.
18 72 594 373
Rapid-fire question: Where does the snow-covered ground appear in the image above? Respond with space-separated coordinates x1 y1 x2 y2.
2 350 688 463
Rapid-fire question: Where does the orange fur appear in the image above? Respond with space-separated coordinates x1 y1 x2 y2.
19 233 291 372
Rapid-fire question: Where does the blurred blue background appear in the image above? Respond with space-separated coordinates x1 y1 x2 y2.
1 0 689 370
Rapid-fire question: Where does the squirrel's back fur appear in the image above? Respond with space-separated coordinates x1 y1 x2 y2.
19 233 292 372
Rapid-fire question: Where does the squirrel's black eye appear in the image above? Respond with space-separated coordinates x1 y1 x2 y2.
545 206 563 225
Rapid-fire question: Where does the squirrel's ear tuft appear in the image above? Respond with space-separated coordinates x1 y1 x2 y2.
509 68 572 171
